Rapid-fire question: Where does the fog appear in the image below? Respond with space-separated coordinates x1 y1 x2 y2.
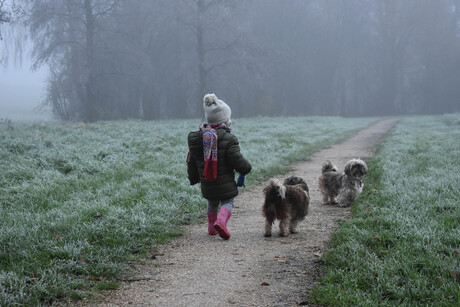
1 0 459 122
0 59 49 121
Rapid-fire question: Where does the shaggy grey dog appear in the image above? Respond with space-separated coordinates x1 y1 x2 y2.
318 159 368 207
262 176 310 237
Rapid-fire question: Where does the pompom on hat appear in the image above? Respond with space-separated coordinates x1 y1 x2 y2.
203 93 232 127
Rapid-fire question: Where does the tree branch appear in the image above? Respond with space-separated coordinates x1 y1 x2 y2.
205 60 232 74
0 0 11 24
93 0 121 19
176 15 198 33
179 0 197 15
204 37 239 54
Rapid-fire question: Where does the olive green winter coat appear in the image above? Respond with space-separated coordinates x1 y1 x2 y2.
187 127 252 200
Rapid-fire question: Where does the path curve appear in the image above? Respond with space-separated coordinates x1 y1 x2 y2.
92 118 399 306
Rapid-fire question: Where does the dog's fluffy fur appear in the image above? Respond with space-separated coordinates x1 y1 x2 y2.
262 176 310 237
318 159 368 207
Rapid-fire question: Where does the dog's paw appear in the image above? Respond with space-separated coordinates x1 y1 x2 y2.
289 229 298 234
264 232 272 237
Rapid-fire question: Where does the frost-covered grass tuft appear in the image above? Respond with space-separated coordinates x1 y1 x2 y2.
312 114 460 306
0 116 376 305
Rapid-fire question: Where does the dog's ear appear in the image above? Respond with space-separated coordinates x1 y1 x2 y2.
263 181 273 195
362 161 368 174
263 186 268 194
344 160 352 176
322 160 337 173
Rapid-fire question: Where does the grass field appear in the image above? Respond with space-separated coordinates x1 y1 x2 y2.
0 116 376 305
312 114 460 306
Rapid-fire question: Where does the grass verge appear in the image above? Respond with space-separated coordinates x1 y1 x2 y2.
311 114 460 306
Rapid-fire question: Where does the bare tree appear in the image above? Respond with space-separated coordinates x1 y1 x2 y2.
0 0 9 66
178 0 251 118
0 0 11 40
21 0 122 121
9 0 460 120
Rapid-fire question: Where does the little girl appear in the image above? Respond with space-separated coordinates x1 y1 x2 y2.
187 94 252 240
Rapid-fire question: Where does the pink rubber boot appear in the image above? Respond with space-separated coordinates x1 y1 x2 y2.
214 208 232 240
207 212 218 235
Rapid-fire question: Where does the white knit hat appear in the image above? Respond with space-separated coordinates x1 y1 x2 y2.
203 93 232 127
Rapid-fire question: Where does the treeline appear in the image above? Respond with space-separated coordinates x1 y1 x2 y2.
8 0 460 120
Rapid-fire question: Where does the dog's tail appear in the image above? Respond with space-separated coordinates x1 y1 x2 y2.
321 160 338 173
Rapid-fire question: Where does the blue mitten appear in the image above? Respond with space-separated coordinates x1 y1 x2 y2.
237 173 246 187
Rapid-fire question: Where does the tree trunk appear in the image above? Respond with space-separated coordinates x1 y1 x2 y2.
196 0 206 120
84 0 97 122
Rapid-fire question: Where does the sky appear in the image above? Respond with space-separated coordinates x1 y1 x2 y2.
0 53 51 121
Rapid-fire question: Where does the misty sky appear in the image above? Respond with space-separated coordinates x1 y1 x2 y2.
0 56 50 121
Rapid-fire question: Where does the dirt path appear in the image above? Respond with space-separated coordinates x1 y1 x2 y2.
93 118 399 307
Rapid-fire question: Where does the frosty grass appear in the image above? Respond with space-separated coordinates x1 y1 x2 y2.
313 114 460 306
0 116 375 305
